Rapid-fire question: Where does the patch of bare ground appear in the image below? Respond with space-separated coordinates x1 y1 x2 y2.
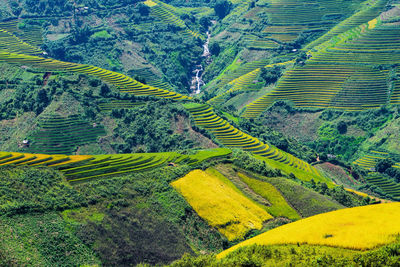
46 18 72 35
262 217 292 229
43 92 86 117
381 6 400 21
214 164 271 206
240 48 271 62
214 30 241 43
119 40 160 74
172 115 218 149
0 112 36 152
345 125 365 137
316 162 357 186
262 111 322 143
106 14 127 33
96 115 120 154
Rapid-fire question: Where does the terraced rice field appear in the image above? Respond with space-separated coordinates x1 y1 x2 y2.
353 150 389 169
0 52 191 100
352 151 400 198
171 168 273 240
0 26 43 56
0 148 231 182
353 150 400 170
144 0 202 39
263 25 312 43
0 20 43 47
242 64 390 118
218 59 270 87
306 0 387 49
218 202 400 257
243 34 280 50
242 2 395 118
208 68 261 106
98 100 146 111
364 173 400 199
184 103 322 179
390 68 400 104
27 114 106 155
0 19 189 101
310 25 400 65
261 0 367 43
131 68 178 92
208 60 293 106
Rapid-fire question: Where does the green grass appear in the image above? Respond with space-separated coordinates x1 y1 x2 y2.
0 167 86 215
0 165 227 266
91 30 112 40
221 111 240 124
260 176 344 218
61 207 105 224
170 238 400 266
177 148 232 165
237 172 301 220
253 154 332 185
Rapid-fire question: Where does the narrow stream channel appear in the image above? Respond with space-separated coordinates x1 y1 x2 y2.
190 31 211 95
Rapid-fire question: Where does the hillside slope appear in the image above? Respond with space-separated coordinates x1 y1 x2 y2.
219 202 400 258
0 0 400 266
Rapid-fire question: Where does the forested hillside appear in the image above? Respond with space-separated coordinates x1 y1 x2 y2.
0 0 400 266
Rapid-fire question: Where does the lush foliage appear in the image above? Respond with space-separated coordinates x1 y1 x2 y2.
169 240 400 267
0 167 86 216
237 172 300 220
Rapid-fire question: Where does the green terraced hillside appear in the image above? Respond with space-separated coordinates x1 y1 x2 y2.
98 100 146 111
243 2 398 118
364 173 400 199
208 61 293 106
0 148 232 182
0 52 191 100
183 103 329 183
144 0 202 39
27 114 106 155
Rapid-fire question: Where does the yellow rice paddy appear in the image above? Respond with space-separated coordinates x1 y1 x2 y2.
218 202 400 258
171 169 272 240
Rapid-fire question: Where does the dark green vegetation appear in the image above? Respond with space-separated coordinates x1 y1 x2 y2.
0 63 215 154
0 164 225 266
0 212 100 266
0 152 370 266
0 167 85 216
168 240 400 266
27 114 106 154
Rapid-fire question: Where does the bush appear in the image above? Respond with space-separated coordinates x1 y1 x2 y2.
214 0 231 19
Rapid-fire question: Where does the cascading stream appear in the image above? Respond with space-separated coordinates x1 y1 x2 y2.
190 31 211 95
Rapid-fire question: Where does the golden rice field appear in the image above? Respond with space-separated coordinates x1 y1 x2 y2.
218 202 400 258
171 168 273 241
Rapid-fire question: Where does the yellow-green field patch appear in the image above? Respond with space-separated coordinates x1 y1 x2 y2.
237 172 300 220
219 202 400 257
171 168 273 241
